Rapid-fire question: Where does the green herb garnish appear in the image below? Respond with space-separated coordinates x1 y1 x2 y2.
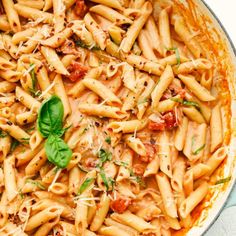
215 176 231 185
78 178 94 195
100 168 109 191
192 144 205 155
105 136 111 144
0 130 7 138
98 148 112 164
171 98 200 109
10 139 20 152
114 161 129 167
21 137 30 144
75 39 100 51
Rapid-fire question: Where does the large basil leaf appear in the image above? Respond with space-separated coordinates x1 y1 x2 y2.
45 134 72 168
37 96 64 137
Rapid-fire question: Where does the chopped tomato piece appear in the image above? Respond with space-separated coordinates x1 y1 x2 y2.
67 62 88 82
74 0 87 17
148 111 178 131
163 111 178 129
110 195 131 214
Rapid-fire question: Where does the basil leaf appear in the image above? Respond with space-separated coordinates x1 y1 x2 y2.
45 134 72 168
171 98 200 109
98 149 112 163
78 178 94 195
192 144 205 155
105 136 111 144
0 130 7 138
114 161 128 167
215 176 231 185
10 139 20 152
37 96 64 138
99 168 109 191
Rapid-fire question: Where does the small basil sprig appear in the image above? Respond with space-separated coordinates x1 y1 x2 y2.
37 96 72 168
78 178 94 195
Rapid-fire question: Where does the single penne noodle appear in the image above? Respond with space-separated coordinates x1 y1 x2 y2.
124 135 146 156
205 147 227 176
0 95 15 108
14 4 54 24
107 119 147 133
182 107 205 124
40 46 69 75
4 155 17 202
151 65 174 109
159 54 189 66
0 70 21 82
158 132 172 178
0 81 16 93
183 122 207 161
138 29 158 62
53 74 71 119
119 2 152 53
68 166 81 196
210 104 223 153
0 120 30 145
157 97 177 113
186 163 210 180
2 34 18 58
16 111 37 126
2 0 21 32
25 206 63 231
111 211 156 232
0 135 11 160
108 26 124 45
179 182 208 218
174 58 212 74
12 28 35 44
16 144 43 166
84 13 107 50
122 63 137 92
116 149 133 182
83 78 121 106
144 154 159 177
0 15 11 31
75 192 89 234
184 93 212 123
53 0 65 33
90 5 132 25
174 116 188 151
66 152 81 171
68 67 102 97
43 0 53 11
34 215 60 236
15 86 41 112
159 7 171 53
200 69 213 90
156 173 178 218
0 56 16 70
178 74 215 101
171 157 186 192
90 193 110 231
145 16 163 56
174 17 202 58
183 170 194 196
78 103 126 119
41 28 73 48
29 130 44 150
25 149 47 175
